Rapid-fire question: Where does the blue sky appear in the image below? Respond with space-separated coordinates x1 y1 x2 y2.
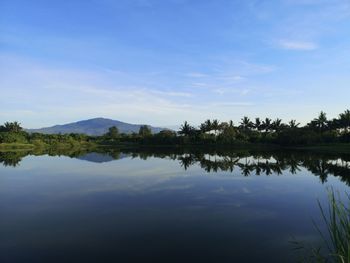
0 0 349 128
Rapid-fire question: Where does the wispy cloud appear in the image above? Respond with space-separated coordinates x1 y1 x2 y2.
218 75 245 81
1 55 257 127
186 72 208 78
211 102 254 107
277 40 318 50
213 88 250 96
149 90 193 97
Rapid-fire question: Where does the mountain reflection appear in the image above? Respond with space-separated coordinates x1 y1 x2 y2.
1 148 349 185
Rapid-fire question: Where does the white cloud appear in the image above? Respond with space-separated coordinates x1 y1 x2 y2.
213 87 250 96
211 102 254 107
1 55 255 127
218 75 245 81
186 72 208 78
149 89 193 97
277 40 318 50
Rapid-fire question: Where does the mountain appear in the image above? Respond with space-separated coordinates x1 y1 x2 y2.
27 118 167 136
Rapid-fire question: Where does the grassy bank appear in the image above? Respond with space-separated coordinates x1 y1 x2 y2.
0 143 35 150
1 142 349 154
0 141 97 151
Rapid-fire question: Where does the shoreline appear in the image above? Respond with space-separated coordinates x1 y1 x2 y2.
1 142 349 154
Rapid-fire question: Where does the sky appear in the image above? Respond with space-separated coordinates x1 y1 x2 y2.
0 0 349 129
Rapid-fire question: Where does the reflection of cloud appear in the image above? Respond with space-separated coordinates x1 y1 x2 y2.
242 187 251 194
149 184 193 192
212 187 226 194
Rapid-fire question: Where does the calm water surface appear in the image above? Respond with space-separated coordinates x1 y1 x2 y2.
0 149 349 263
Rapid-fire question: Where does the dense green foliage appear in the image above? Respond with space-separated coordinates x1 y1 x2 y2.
1 109 349 147
0 122 94 147
131 109 349 146
170 110 350 146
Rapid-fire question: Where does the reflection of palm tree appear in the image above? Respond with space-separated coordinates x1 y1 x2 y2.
316 160 329 183
303 158 330 183
237 158 254 176
261 161 272 175
178 154 196 170
255 164 262 175
272 161 283 175
4 148 350 186
241 165 253 176
288 159 301 174
223 156 240 172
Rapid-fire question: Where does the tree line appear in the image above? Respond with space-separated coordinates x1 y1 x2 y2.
1 109 349 147
172 109 350 145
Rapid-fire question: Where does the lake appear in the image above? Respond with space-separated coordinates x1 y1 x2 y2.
1 149 349 263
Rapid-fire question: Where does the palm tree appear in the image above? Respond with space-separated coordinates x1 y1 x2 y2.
272 118 283 132
254 118 262 131
327 118 340 130
178 121 194 136
288 120 300 129
339 109 350 131
228 120 234 128
200 119 212 133
4 121 22 133
312 111 328 131
239 117 253 132
262 118 272 133
212 119 220 136
219 122 229 131
200 123 208 133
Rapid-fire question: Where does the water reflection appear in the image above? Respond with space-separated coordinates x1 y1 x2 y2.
1 148 349 185
1 148 349 263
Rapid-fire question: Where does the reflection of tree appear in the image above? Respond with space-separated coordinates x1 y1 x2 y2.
1 147 349 186
165 150 350 185
236 160 254 176
302 158 330 183
0 151 26 167
178 154 196 170
288 158 301 174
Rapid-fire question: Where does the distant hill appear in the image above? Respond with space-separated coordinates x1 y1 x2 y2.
27 118 167 136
